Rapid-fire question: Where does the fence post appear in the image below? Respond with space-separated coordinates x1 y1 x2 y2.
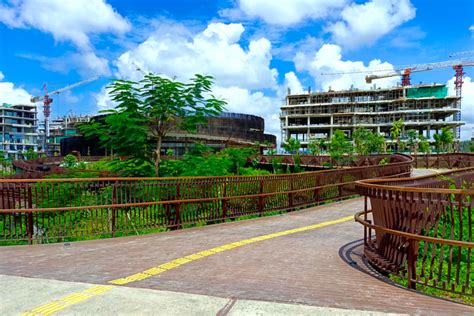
363 196 368 247
111 181 117 238
407 239 417 290
222 181 227 221
288 177 294 210
27 185 34 245
174 183 181 228
258 179 264 216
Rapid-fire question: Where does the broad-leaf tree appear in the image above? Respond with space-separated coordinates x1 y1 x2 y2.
328 130 353 166
81 74 226 176
353 128 371 156
283 137 301 172
308 137 325 156
406 129 418 154
418 134 430 153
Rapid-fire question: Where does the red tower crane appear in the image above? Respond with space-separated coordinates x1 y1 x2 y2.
30 77 99 154
321 56 474 138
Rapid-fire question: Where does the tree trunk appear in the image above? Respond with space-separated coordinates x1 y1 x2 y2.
155 136 162 176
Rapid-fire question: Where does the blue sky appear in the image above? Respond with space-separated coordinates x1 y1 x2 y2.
0 0 473 139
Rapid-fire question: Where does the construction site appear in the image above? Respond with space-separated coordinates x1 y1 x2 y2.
281 57 473 149
281 84 461 148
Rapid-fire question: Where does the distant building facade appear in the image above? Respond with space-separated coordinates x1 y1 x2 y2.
280 84 463 149
39 115 91 155
61 112 277 156
0 103 38 158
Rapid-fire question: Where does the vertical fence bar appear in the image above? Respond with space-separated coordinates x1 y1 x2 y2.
258 179 264 216
111 181 117 238
407 239 417 290
288 177 294 209
27 185 33 245
175 183 181 228
222 181 227 221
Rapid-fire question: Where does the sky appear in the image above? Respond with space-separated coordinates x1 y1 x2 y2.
0 0 473 142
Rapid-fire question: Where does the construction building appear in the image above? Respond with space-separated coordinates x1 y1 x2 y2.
280 84 463 149
0 103 39 159
39 115 91 155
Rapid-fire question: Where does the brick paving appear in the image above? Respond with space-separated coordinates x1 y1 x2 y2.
1 194 473 314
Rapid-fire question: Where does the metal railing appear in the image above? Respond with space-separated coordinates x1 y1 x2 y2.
356 168 474 296
0 154 412 244
413 153 474 169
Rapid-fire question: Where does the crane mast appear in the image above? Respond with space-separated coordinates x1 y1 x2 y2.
30 77 99 155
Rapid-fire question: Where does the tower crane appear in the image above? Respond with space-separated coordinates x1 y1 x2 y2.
30 76 99 155
321 56 474 138
363 58 474 85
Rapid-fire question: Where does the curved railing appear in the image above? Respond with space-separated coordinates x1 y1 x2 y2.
10 156 107 179
413 153 474 169
257 154 402 168
0 154 412 244
356 169 474 297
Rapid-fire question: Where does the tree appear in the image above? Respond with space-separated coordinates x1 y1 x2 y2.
406 129 418 154
366 132 385 154
418 134 430 153
328 130 353 166
390 118 404 152
353 128 371 155
283 138 301 172
81 74 226 176
434 127 454 153
352 128 384 155
308 137 325 156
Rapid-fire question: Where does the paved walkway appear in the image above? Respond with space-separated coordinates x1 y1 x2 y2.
1 192 473 315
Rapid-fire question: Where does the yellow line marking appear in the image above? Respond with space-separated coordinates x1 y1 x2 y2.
21 285 113 316
108 215 353 286
23 215 353 315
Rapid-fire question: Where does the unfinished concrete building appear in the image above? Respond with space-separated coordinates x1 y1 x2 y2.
280 84 463 149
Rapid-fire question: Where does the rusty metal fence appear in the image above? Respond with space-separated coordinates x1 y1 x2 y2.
413 153 474 169
0 154 412 244
356 169 474 296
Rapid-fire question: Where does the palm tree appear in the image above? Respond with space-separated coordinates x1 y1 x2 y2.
390 118 404 152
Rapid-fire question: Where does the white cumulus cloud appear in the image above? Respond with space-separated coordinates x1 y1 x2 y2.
295 43 398 91
234 0 347 26
0 71 32 104
0 0 130 49
284 72 304 94
326 0 416 49
212 85 282 144
114 22 278 90
447 76 474 140
0 0 130 77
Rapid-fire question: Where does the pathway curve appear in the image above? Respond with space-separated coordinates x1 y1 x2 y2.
1 192 473 315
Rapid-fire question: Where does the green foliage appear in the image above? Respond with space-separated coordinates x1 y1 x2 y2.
80 73 226 176
378 157 388 165
19 148 40 160
390 118 404 152
63 154 78 168
308 138 325 156
328 130 353 166
159 145 259 177
351 128 385 155
283 138 301 172
405 129 418 154
418 134 431 153
434 127 455 153
283 138 300 155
